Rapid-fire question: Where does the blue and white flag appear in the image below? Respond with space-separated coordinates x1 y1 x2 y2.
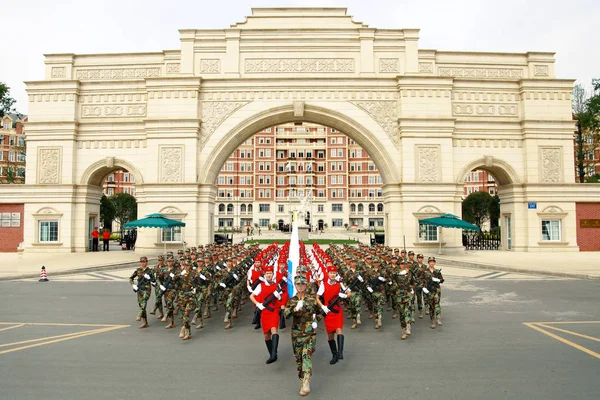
287 210 300 297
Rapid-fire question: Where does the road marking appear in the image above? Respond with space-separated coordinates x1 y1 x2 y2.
0 327 112 348
523 322 600 360
488 272 512 279
0 324 25 332
473 271 504 279
536 323 600 343
0 324 129 356
0 322 129 327
523 321 600 325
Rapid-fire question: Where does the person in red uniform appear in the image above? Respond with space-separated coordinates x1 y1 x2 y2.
316 264 350 365
247 258 264 329
102 228 111 251
276 259 289 329
91 227 99 252
250 264 283 364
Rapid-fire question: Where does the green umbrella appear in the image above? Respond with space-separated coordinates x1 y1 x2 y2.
419 213 480 254
124 213 186 254
419 213 480 231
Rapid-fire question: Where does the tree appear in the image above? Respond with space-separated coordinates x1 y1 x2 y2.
0 83 16 118
100 194 116 229
462 191 493 228
488 194 500 229
573 79 600 182
110 192 137 234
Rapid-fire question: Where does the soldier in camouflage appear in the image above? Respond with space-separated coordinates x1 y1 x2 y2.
421 256 445 329
129 256 156 329
149 255 165 320
391 258 415 340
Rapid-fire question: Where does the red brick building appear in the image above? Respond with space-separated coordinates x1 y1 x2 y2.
0 113 27 183
0 203 24 252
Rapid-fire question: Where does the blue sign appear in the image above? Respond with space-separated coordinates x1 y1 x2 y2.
528 202 537 209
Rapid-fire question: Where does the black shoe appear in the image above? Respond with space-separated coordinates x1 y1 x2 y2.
328 340 338 365
266 334 279 364
265 339 273 363
337 334 345 360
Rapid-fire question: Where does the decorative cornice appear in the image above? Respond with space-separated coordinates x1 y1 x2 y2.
439 67 523 80
245 58 355 73
75 67 161 81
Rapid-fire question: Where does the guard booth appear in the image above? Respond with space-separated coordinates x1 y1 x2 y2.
214 233 233 245
370 233 385 246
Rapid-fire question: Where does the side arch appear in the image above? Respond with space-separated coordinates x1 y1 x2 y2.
80 158 145 186
199 103 400 185
455 156 521 186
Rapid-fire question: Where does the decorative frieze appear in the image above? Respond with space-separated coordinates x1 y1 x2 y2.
200 101 251 146
75 67 161 81
416 146 440 183
379 59 399 73
51 67 66 78
534 65 549 76
160 146 183 183
81 104 147 118
453 139 522 148
418 63 433 74
349 101 398 146
452 92 518 102
80 93 148 103
77 140 147 149
439 67 523 80
452 103 518 117
245 58 355 73
38 148 61 184
200 90 397 101
200 59 220 74
540 147 562 183
166 63 180 74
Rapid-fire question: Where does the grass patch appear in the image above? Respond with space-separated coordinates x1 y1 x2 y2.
243 239 360 245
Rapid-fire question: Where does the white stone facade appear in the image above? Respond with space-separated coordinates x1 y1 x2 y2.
2 7 596 253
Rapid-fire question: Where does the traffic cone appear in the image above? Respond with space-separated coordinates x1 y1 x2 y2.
39 266 49 282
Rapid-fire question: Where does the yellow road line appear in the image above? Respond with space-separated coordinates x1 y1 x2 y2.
523 323 600 360
523 321 600 325
0 327 114 348
0 324 25 332
0 325 127 356
0 322 129 327
536 323 600 343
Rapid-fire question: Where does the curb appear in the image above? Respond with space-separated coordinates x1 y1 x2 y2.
0 258 155 282
434 256 600 280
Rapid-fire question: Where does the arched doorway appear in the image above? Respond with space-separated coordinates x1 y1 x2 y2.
318 219 324 231
278 219 284 230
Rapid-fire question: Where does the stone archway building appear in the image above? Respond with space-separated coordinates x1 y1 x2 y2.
4 7 598 253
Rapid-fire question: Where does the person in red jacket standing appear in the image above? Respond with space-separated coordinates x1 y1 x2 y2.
102 228 111 251
250 264 283 364
275 259 289 329
91 227 99 252
317 264 350 365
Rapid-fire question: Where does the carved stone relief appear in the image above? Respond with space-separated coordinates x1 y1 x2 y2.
418 63 433 74
540 147 562 183
51 67 66 78
160 147 183 183
76 68 160 81
166 64 180 74
38 148 61 184
200 60 220 73
349 101 398 146
200 101 251 146
245 58 355 73
379 59 399 73
439 67 523 79
416 146 440 183
534 65 549 76
452 103 518 117
81 104 147 118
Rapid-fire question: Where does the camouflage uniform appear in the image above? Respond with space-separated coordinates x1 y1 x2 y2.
284 292 321 381
193 263 211 328
129 259 155 324
365 261 387 328
391 263 414 339
421 258 445 328
151 256 165 317
173 265 199 339
344 264 364 328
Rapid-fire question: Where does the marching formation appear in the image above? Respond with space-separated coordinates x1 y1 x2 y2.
129 242 444 396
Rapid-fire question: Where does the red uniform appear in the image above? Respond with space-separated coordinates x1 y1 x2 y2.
253 281 281 333
275 268 289 306
319 279 344 333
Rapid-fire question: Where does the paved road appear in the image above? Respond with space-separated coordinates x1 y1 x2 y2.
1 266 599 400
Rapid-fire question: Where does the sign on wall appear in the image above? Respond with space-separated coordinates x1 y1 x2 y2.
1 212 21 227
580 219 600 228
527 202 537 209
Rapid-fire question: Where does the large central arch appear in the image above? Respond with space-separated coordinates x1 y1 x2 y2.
200 104 401 186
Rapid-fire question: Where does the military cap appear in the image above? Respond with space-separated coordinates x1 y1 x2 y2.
177 250 184 254
408 251 415 255
167 251 174 256
428 256 436 263
167 257 175 262
191 247 197 251
139 256 148 262
157 255 164 260
294 275 307 284
417 254 424 258
391 254 398 259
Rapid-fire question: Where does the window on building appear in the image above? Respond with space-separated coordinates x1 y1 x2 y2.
8 152 15 162
542 220 561 241
356 149 362 157
241 204 247 213
350 203 356 212
369 176 376 184
489 187 495 195
356 176 362 184
3 122 9 129
368 203 375 213
317 205 324 212
218 176 225 185
39 221 59 242
368 189 375 198
17 167 25 178
318 190 325 198
332 204 343 212
358 204 364 212
18 137 25 147
17 152 25 162
377 203 383 212
317 151 324 159
259 204 270 213
419 223 438 242
331 176 337 184
278 205 284 213
107 188 114 195
318 163 324 172
259 219 270 227
332 219 343 227
377 189 383 197
9 136 15 146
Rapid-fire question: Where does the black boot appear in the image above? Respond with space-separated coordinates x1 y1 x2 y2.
279 309 286 329
254 310 262 330
265 339 273 362
266 334 279 364
337 334 345 360
252 308 260 325
328 339 338 365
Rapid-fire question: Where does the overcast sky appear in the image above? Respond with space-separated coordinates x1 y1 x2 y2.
2 0 597 114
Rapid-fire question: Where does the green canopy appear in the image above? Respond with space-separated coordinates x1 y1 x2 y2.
123 213 186 229
419 213 480 231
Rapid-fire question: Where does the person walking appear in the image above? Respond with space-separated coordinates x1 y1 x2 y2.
91 227 99 252
250 264 283 364
129 256 156 328
316 264 349 364
102 228 111 251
